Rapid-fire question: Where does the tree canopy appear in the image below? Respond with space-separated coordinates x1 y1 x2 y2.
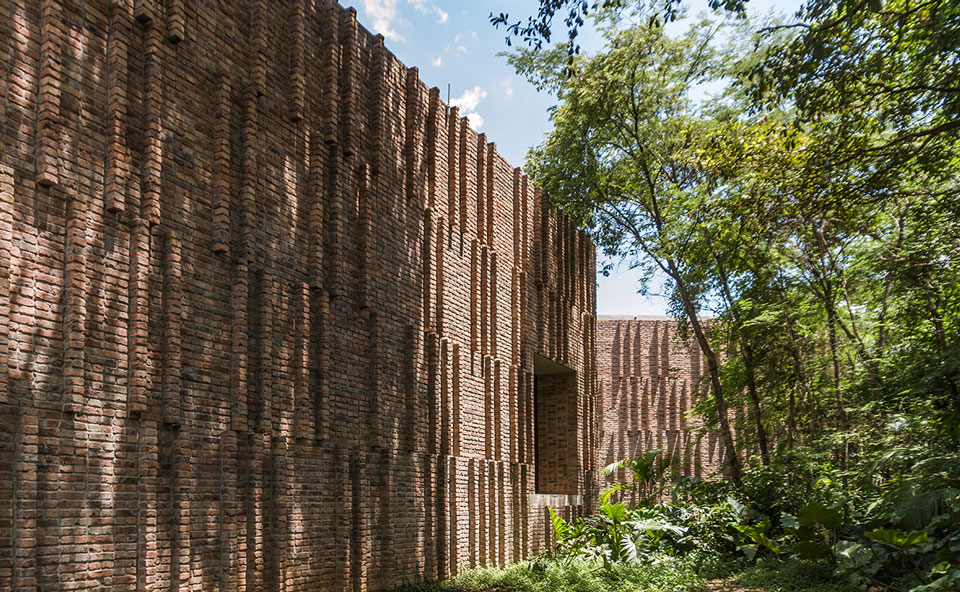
502 1 959 586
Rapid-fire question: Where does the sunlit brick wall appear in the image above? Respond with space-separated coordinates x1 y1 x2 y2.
597 317 728 500
0 1 598 589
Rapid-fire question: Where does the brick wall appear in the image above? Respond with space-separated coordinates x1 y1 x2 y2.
0 1 598 589
597 317 728 500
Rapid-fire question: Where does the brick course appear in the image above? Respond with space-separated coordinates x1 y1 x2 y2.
0 1 598 589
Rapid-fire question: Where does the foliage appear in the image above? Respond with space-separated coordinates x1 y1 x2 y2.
732 556 859 592
497 0 960 589
546 449 960 590
601 448 673 505
397 553 708 592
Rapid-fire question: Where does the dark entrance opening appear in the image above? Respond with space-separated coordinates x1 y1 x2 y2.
533 354 578 494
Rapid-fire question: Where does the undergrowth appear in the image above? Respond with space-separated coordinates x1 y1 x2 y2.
730 557 862 592
397 553 862 592
398 554 707 592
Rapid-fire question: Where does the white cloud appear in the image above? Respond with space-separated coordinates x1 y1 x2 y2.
361 0 448 43
450 85 487 112
362 0 404 42
443 31 476 56
465 112 484 131
501 78 514 96
431 56 443 67
451 86 487 131
408 0 448 23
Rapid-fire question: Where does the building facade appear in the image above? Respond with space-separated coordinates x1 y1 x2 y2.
0 1 599 590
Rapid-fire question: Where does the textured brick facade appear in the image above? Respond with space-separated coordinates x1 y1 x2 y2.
0 1 599 589
597 317 728 497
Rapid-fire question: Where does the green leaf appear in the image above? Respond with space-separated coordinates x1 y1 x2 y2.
834 540 873 569
727 496 749 522
600 502 627 523
864 528 929 547
548 507 571 542
798 502 843 529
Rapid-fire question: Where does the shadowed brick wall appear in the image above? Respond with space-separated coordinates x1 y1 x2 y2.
597 317 728 498
0 1 598 589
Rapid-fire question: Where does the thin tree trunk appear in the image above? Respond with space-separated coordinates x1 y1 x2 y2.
668 259 743 485
706 234 771 464
707 243 770 465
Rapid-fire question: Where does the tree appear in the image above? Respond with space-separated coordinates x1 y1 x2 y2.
491 0 747 55
510 0 960 481
514 20 748 483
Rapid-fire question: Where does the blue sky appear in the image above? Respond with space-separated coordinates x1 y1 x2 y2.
355 0 801 315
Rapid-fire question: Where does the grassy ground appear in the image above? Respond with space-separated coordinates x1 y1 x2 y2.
397 554 859 592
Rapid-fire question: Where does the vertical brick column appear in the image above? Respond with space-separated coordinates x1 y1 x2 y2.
127 223 151 415
140 16 163 226
470 239 479 351
256 269 275 434
308 131 325 289
427 88 441 210
10 413 39 592
447 456 459 576
250 0 267 96
508 365 518 463
314 290 330 443
483 357 492 459
369 312 382 448
322 0 341 145
422 210 435 333
289 0 306 122
447 107 460 233
458 116 469 236
488 462 498 565
335 448 352 591
490 251 498 357
405 68 422 205
62 187 87 413
497 462 506 564
0 164 12 400
370 35 387 174
36 0 63 187
485 143 495 247
327 146 345 300
510 464 521 564
466 459 475 567
295 282 314 441
105 1 130 214
359 165 373 309
212 75 232 255
161 230 182 425
341 8 359 161
452 343 461 455
477 459 486 566
137 419 161 590
480 247 488 354
426 331 440 455
239 86 259 257
436 217 445 334
230 258 249 432
166 0 185 42
475 134 486 243
493 360 502 460
440 339 451 456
